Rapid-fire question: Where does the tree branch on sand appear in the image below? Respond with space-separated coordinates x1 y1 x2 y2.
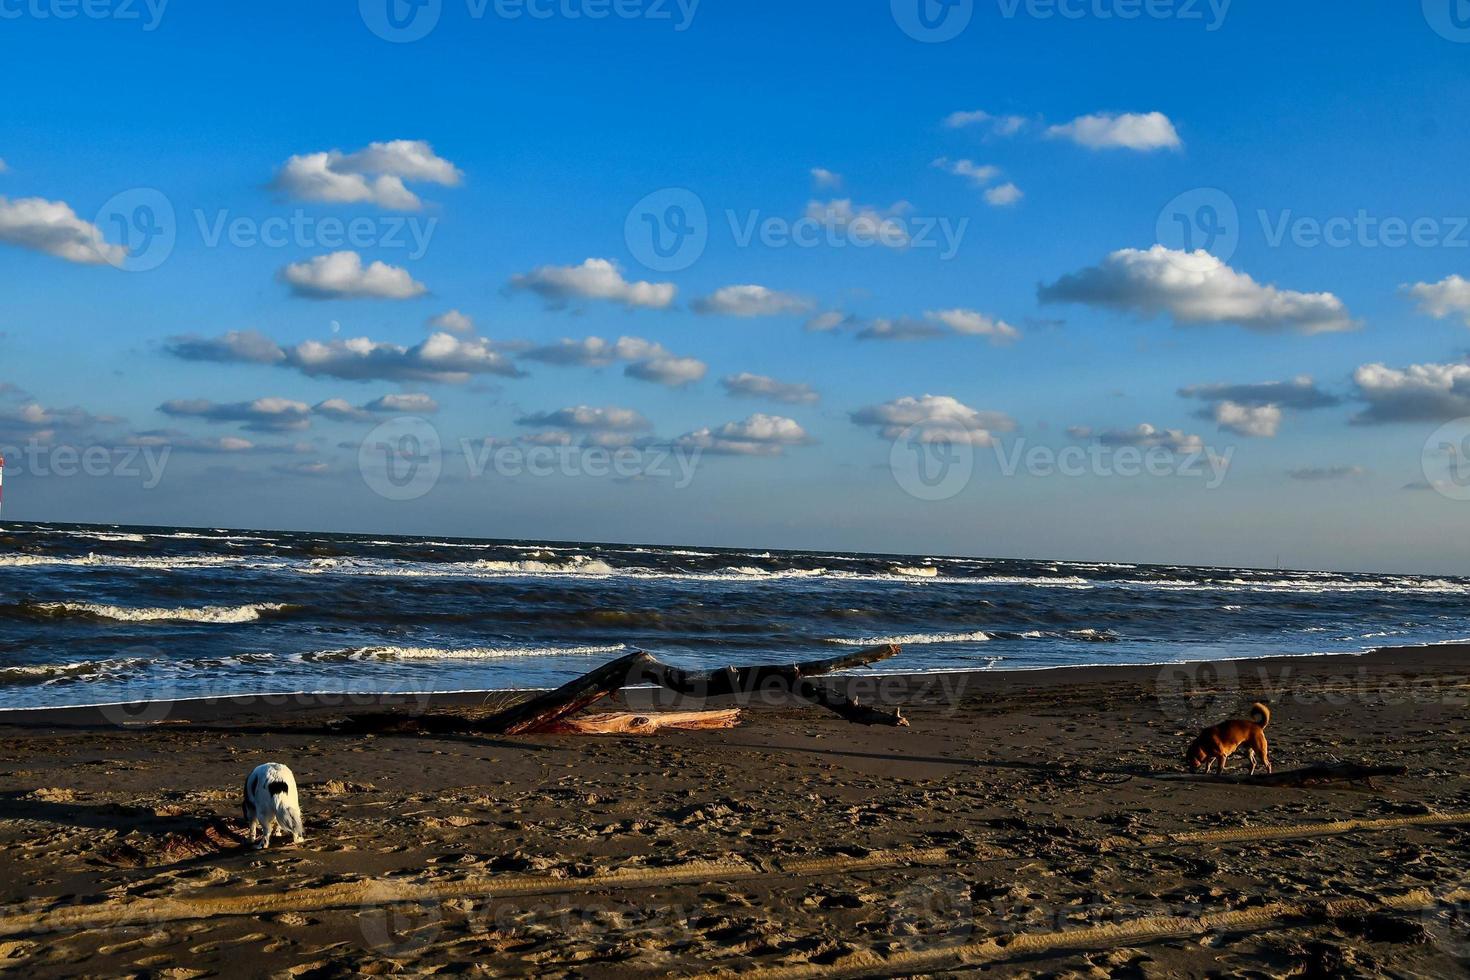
341 644 907 736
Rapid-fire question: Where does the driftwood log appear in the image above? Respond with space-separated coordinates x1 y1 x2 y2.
1155 761 1407 788
479 645 905 735
339 644 905 736
540 709 742 735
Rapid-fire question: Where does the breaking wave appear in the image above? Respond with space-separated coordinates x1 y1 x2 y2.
305 643 629 662
23 602 296 624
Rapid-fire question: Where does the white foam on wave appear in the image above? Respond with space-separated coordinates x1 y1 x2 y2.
827 630 994 646
309 643 628 662
35 601 291 624
892 565 939 578
300 555 619 578
0 552 255 570
0 657 152 686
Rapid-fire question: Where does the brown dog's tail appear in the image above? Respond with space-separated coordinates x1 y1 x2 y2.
1250 702 1270 728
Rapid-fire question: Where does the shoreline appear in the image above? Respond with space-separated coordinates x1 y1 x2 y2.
3 640 1465 726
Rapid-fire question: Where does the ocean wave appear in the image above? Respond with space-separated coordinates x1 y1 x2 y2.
827 630 994 646
892 565 939 578
25 601 295 624
0 552 254 571
0 657 152 687
826 628 1118 646
305 643 628 662
300 556 619 578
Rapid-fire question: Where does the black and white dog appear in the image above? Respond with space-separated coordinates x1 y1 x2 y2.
242 762 305 849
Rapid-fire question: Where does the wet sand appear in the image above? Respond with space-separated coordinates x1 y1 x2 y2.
1 644 1469 977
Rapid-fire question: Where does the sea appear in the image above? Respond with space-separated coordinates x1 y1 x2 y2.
2 521 1468 710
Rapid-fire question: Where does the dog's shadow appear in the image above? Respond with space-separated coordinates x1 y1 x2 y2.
0 791 258 868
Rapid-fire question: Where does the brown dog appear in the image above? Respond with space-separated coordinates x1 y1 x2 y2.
1184 702 1271 774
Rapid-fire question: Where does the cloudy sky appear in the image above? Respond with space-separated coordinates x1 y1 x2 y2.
3 3 1470 573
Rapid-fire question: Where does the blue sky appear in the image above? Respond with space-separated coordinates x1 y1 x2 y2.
3 1 1470 573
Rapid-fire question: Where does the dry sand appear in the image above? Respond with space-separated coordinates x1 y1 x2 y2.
1 644 1469 977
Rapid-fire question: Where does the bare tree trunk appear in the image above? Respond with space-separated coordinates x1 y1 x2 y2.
540 709 741 735
475 650 652 735
476 644 906 734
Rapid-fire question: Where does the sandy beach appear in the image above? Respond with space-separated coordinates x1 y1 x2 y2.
1 644 1468 978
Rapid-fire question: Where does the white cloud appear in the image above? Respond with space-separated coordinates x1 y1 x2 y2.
288 332 520 383
273 153 419 210
334 140 462 185
160 397 313 432
167 330 517 383
1178 376 1339 409
851 395 1015 446
509 257 675 310
804 199 911 247
523 335 668 367
367 392 439 414
1038 245 1355 334
521 334 702 387
0 401 117 439
846 309 1021 344
274 461 333 477
931 158 1021 206
1211 400 1281 438
124 430 300 455
805 311 850 332
856 317 946 341
280 250 427 300
692 284 814 317
1089 423 1204 453
0 196 126 265
311 398 372 423
427 309 475 335
0 158 8 173
316 393 439 421
1402 274 1470 326
1045 111 1182 151
721 372 819 405
676 414 812 456
624 355 708 387
272 139 461 211
925 308 1020 344
1350 361 1470 424
984 182 1024 207
942 109 1028 135
165 329 287 365
810 167 842 188
931 157 1001 187
516 405 650 433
